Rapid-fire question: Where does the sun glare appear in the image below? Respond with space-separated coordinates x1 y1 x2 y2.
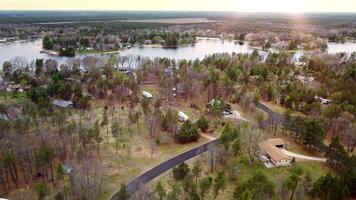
235 0 309 13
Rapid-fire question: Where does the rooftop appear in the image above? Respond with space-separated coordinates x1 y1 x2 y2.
53 99 74 108
259 139 291 162
142 91 153 98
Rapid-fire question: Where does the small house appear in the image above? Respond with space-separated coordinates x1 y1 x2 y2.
53 99 74 109
178 111 189 122
6 84 27 92
315 96 332 105
142 91 153 98
258 139 292 167
144 40 152 45
206 99 232 114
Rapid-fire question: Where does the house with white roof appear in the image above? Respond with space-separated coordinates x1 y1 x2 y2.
315 96 332 105
142 91 153 98
53 99 74 109
178 111 189 122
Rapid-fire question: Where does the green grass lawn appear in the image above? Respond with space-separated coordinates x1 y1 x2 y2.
261 100 305 117
76 49 120 55
234 155 330 184
152 152 331 200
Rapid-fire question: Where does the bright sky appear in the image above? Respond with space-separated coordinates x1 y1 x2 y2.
1 0 356 13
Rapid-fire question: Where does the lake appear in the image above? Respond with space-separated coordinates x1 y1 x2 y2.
0 38 356 67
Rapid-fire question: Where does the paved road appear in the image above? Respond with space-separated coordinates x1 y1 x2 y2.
256 103 327 162
110 102 290 199
257 102 285 128
110 139 220 199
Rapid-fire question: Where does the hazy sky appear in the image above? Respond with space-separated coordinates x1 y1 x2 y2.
1 0 356 13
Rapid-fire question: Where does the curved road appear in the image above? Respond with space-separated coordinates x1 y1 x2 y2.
110 139 220 199
257 102 286 128
110 102 289 199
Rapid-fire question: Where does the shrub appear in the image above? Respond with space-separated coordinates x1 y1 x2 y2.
35 181 49 200
196 115 209 132
172 162 190 180
117 183 129 200
59 47 75 57
175 120 200 143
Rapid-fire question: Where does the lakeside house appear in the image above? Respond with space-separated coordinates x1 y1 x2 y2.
142 91 153 98
274 41 289 49
258 138 292 167
178 111 189 122
53 99 74 109
144 40 152 45
6 84 29 92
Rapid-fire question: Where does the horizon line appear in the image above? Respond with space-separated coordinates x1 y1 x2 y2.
0 10 356 14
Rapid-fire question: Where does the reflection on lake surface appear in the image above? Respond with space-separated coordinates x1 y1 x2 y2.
121 38 260 60
0 38 356 66
327 42 356 54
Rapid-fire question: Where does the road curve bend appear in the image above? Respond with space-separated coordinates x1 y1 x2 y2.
111 102 294 199
110 139 220 199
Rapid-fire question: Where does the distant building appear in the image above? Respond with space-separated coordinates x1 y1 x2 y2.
6 107 24 120
6 84 28 92
295 75 314 85
142 91 153 98
53 99 74 109
144 40 152 45
274 41 289 49
178 111 189 122
315 96 332 105
258 139 292 167
295 61 306 67
206 99 232 114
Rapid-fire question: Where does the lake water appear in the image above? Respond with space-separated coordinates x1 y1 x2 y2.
0 38 356 67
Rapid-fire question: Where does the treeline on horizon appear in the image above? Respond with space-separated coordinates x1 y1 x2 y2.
0 11 356 24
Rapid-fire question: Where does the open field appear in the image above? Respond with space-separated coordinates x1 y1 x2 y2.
81 95 211 199
117 18 217 24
